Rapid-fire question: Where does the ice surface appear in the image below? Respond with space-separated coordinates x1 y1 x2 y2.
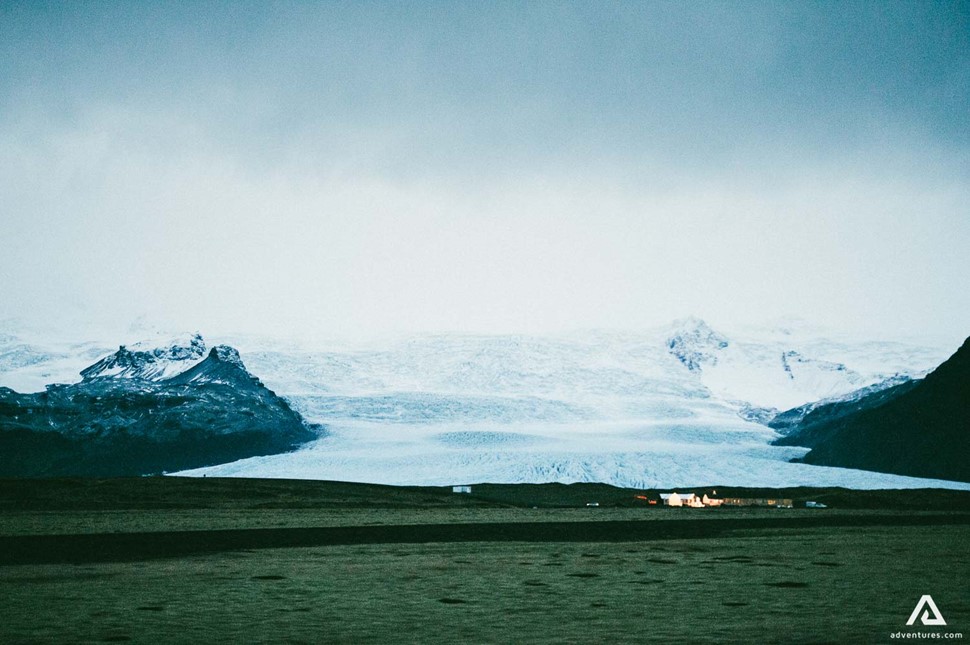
182 327 962 489
1 323 964 489
177 419 970 490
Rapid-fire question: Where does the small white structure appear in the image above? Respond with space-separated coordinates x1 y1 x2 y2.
805 501 827 508
702 494 724 507
660 492 682 506
661 492 698 507
452 485 472 494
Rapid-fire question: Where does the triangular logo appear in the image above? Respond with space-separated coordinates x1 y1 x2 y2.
906 595 947 626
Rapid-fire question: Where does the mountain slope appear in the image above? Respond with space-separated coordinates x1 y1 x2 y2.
0 344 320 477
768 374 916 437
774 337 970 482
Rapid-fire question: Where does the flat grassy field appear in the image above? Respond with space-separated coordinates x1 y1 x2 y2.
1 478 968 644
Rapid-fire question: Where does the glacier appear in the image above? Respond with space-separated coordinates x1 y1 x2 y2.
2 319 966 489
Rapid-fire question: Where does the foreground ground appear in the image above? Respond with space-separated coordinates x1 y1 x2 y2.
1 478 968 643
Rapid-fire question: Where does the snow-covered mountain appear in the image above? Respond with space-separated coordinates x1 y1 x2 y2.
80 332 207 381
662 318 922 412
0 320 964 489
0 329 207 393
0 342 318 477
666 316 730 371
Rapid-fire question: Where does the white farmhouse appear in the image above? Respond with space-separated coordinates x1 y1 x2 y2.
660 492 698 507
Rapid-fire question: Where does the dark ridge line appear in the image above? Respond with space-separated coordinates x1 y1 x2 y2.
1 514 967 566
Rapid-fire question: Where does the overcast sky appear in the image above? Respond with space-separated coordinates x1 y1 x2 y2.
1 1 968 342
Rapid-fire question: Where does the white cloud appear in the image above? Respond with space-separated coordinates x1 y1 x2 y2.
1 4 967 343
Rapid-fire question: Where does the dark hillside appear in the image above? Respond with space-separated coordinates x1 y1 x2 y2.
774 337 970 482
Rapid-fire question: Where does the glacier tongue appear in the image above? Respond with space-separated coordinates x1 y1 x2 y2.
178 327 965 489
178 419 970 490
1 323 964 489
